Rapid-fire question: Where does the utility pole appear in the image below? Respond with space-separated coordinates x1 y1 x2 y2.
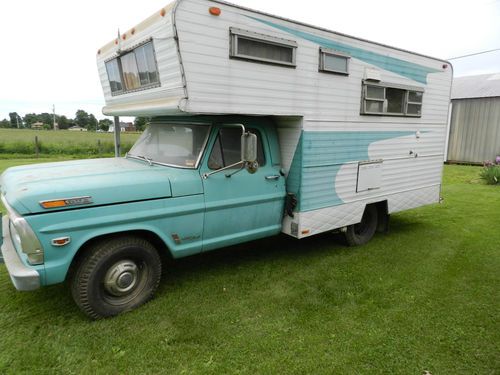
52 104 57 130
16 116 20 129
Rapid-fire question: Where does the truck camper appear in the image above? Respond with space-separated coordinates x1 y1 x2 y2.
1 0 452 318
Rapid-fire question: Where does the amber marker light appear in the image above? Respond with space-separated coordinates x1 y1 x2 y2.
160 8 166 17
40 200 67 209
51 237 71 247
122 34 127 40
131 28 136 35
301 229 310 235
209 6 221 16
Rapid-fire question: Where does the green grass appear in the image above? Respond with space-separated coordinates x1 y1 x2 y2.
0 163 499 374
0 128 140 157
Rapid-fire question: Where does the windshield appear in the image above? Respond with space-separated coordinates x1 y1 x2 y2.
128 123 210 168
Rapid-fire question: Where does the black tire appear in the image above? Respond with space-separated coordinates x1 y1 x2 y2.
344 205 378 246
70 236 161 319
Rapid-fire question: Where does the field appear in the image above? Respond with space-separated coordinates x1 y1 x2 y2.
0 128 140 157
0 162 498 374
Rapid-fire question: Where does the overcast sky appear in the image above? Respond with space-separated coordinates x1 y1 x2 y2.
0 0 498 121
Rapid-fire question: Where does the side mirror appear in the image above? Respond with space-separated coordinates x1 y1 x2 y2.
241 132 257 162
241 132 259 174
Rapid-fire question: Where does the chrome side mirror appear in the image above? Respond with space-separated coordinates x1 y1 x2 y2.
241 132 259 174
241 132 257 162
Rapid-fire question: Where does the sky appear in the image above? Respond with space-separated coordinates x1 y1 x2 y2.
0 0 499 121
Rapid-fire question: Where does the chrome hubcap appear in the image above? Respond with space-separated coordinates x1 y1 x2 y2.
104 260 139 296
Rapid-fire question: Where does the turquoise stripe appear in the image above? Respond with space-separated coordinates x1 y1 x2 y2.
247 16 440 84
289 131 415 212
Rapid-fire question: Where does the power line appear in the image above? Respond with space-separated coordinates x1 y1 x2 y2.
448 48 500 60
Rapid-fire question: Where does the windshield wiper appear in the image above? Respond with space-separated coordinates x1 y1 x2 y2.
127 153 153 166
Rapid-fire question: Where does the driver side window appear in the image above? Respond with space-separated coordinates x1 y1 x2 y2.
208 128 265 170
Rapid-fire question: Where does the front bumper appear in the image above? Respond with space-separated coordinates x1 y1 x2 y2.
1 215 40 291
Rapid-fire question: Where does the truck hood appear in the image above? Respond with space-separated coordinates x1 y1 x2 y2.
0 158 199 215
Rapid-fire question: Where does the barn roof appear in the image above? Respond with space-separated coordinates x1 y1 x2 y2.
451 73 500 99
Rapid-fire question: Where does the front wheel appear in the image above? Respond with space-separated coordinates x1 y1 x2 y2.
344 205 378 246
70 236 161 319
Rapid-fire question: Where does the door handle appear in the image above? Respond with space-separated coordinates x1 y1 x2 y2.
265 175 280 181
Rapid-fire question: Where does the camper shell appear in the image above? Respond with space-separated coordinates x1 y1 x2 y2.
97 0 452 239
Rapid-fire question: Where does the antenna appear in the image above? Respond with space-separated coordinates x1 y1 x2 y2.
117 28 122 53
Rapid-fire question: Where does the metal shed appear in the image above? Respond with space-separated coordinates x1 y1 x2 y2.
446 73 500 164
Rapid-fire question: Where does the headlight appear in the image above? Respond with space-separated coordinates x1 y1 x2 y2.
2 195 44 265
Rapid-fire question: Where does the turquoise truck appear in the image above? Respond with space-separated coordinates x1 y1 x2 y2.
0 0 452 319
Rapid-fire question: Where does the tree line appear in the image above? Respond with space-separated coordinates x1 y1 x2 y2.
0 110 149 132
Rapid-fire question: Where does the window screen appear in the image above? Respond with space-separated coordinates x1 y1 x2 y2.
230 28 297 67
319 48 350 74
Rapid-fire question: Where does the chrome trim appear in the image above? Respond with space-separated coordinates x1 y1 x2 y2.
1 194 17 219
2 194 44 265
1 215 40 291
39 196 93 208
51 237 71 247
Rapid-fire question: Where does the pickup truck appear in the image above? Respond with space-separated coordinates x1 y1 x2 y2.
0 116 310 318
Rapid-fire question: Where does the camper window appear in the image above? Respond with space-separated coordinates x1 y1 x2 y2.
319 48 349 75
229 27 297 67
361 82 423 117
105 41 160 95
105 59 123 93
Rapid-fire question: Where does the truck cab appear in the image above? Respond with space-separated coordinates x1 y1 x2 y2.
1 116 288 318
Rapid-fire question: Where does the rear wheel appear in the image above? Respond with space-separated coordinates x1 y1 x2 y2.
344 205 378 246
70 236 161 319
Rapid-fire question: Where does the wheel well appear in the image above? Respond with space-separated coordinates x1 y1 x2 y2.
366 200 389 233
67 230 171 282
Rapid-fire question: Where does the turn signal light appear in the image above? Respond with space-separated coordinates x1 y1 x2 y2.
51 237 71 247
40 200 67 209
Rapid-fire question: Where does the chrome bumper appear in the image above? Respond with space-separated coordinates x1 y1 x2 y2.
1 215 40 291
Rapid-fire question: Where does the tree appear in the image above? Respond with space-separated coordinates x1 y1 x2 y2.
75 109 90 128
87 114 98 131
23 113 38 127
0 119 11 128
57 115 70 130
98 118 113 132
134 117 151 132
9 112 22 128
38 113 53 127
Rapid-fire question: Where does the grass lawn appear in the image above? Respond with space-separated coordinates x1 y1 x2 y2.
0 128 140 144
0 163 498 374
0 128 140 157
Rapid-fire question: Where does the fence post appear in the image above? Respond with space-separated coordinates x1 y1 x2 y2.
35 136 39 158
97 139 102 156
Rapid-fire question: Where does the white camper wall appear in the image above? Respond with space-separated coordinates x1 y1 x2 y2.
174 0 452 238
175 0 451 122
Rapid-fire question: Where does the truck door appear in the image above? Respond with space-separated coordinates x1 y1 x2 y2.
200 125 285 251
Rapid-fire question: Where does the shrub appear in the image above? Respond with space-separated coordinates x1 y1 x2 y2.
480 157 500 185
